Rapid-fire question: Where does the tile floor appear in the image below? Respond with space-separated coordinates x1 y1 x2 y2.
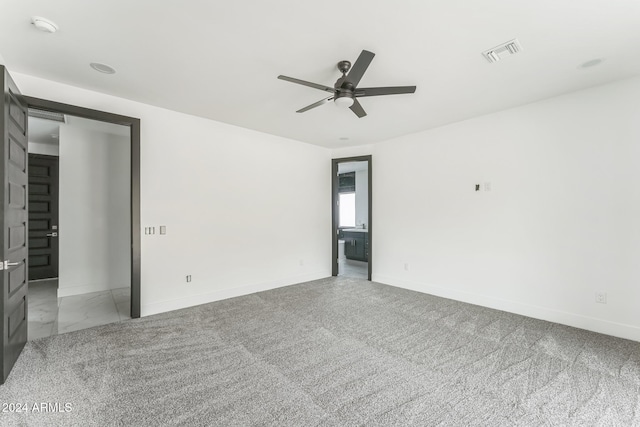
338 258 368 279
28 279 131 340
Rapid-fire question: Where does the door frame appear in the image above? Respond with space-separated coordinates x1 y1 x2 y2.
24 96 141 318
332 155 372 281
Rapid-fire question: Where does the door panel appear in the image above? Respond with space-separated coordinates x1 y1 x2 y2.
8 297 25 337
8 264 26 295
28 154 59 280
1 65 29 384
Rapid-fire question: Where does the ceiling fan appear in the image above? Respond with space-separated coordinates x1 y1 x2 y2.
278 50 416 118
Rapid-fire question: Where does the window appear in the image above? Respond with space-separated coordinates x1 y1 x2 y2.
339 193 356 227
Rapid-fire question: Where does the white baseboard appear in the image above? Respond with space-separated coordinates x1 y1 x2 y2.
57 282 129 298
374 275 640 342
141 271 329 317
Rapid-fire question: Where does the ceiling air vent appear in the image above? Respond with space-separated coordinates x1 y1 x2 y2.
28 108 66 123
482 39 522 63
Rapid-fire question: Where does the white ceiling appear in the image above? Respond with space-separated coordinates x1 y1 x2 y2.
2 1 640 149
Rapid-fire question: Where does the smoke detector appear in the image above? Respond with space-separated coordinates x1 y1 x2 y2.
31 16 58 33
482 39 522 63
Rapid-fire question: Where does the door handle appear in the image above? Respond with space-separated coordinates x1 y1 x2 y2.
46 232 58 237
3 260 20 269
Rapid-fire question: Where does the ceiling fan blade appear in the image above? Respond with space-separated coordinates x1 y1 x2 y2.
344 50 375 87
349 99 367 118
355 86 417 97
278 75 335 93
296 96 334 113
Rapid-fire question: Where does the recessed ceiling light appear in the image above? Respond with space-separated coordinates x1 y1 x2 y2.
339 137 349 141
579 58 604 69
90 62 116 74
31 16 58 33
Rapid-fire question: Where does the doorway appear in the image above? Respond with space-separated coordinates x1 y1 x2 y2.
27 110 136 339
332 155 372 281
24 97 141 326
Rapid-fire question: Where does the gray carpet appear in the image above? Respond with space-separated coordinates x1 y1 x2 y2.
1 277 639 426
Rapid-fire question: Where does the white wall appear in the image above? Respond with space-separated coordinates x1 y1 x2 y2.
28 142 59 156
11 71 332 316
16 67 640 341
334 76 640 341
57 124 131 297
355 168 368 228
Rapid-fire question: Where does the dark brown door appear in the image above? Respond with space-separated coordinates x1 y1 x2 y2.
28 154 59 280
0 66 29 384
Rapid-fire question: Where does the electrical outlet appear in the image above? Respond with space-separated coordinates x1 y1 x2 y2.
595 292 607 304
186 275 192 283
475 184 480 192
160 226 166 235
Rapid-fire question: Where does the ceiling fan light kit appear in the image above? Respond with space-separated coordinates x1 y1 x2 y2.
334 94 354 108
278 50 417 118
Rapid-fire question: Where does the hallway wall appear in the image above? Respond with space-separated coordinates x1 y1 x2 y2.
57 123 131 297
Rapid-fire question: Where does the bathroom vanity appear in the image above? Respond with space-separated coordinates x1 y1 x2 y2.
342 229 369 262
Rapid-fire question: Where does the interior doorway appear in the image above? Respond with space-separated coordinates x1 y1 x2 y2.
27 109 136 339
24 97 141 329
332 155 372 280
